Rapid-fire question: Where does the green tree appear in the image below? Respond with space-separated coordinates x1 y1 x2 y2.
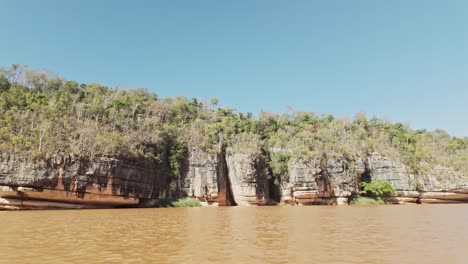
360 179 396 197
269 152 291 181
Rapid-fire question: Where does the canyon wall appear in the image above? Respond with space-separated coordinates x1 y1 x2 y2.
0 151 172 209
1 149 467 209
280 158 365 205
281 152 467 205
368 152 468 204
181 147 271 206
178 148 468 206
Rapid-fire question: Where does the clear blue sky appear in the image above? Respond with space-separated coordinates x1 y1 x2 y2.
1 0 467 137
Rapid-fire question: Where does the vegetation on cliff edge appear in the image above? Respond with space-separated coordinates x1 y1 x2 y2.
1 65 467 192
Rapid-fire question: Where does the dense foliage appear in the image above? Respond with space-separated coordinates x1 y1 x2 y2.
360 179 397 197
1 65 467 185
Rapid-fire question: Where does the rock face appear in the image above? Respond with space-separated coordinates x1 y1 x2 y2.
367 152 468 204
368 152 414 192
226 151 271 205
181 147 271 206
1 148 467 209
0 152 172 209
281 159 364 205
181 148 219 203
366 152 419 203
279 152 467 205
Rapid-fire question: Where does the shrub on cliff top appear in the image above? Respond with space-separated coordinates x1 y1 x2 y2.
360 179 396 197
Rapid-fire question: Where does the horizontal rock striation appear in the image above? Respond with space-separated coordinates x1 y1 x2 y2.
368 152 468 204
1 149 467 209
277 151 468 205
280 158 364 205
0 152 171 209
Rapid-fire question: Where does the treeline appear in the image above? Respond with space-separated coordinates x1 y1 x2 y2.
1 65 467 180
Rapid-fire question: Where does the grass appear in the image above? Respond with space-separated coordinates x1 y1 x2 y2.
349 197 388 205
155 198 202 208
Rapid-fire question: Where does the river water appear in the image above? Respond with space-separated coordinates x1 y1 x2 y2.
1 205 467 264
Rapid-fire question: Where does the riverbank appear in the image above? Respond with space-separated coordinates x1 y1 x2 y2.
2 190 468 210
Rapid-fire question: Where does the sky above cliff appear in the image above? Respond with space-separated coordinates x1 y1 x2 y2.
1 0 467 137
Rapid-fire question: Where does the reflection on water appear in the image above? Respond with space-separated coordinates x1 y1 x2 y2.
1 205 467 264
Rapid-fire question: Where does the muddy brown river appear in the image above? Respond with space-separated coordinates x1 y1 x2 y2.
1 205 467 263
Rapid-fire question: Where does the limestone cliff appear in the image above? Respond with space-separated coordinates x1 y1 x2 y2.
367 152 468 204
1 148 467 209
181 147 271 206
181 148 218 202
281 158 364 205
0 151 172 209
279 152 468 205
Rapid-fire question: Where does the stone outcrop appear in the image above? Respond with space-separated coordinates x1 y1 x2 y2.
368 152 468 204
1 148 467 209
278 152 467 205
181 148 219 203
281 159 365 205
226 151 271 205
0 152 172 209
181 147 271 206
